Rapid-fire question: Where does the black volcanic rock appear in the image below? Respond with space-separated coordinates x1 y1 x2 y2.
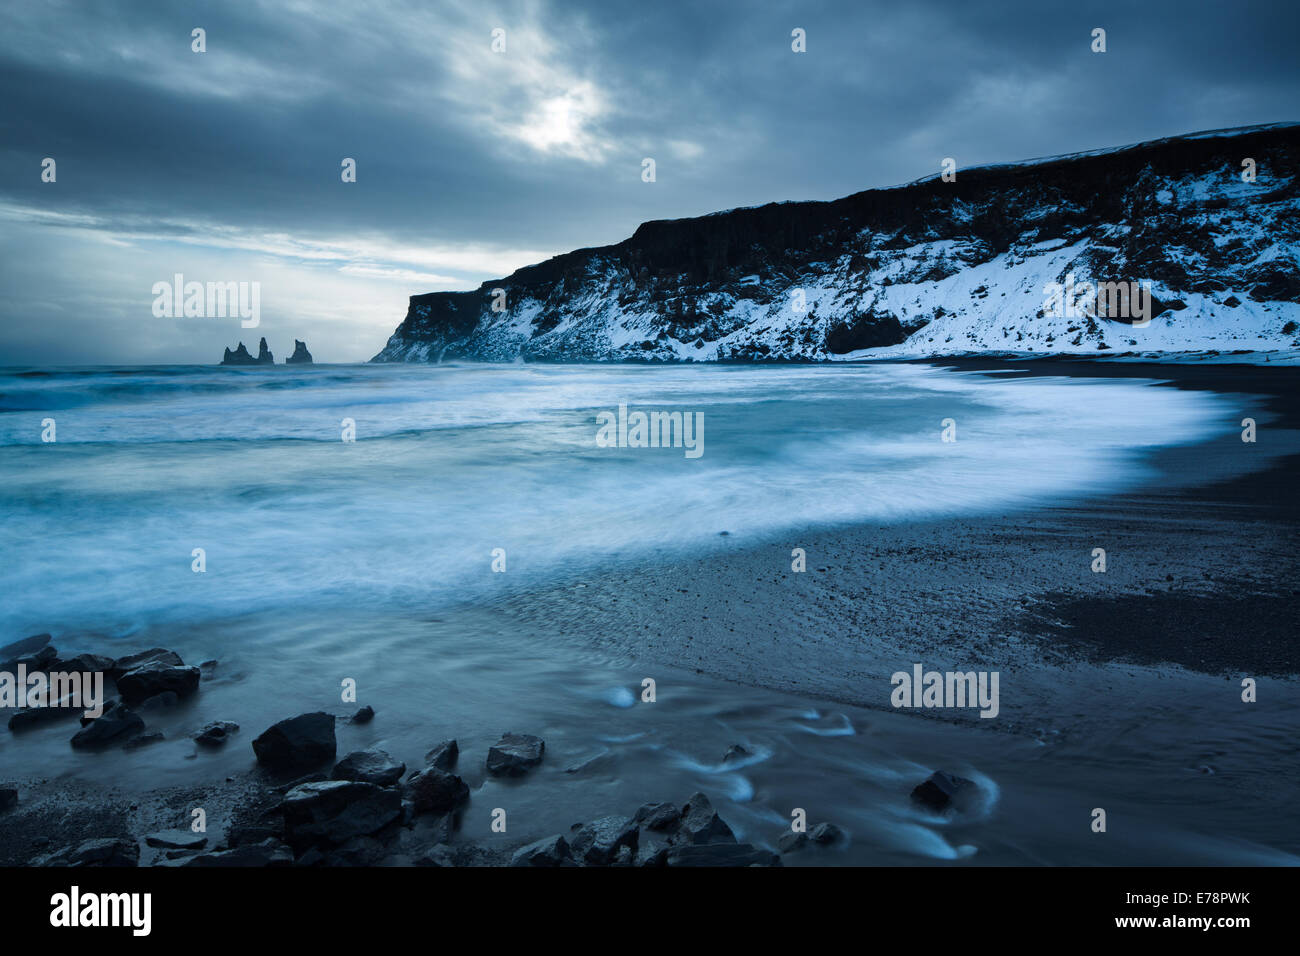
486 732 545 776
911 770 977 813
371 123 1300 362
256 337 274 364
285 339 313 364
252 712 336 771
116 662 200 704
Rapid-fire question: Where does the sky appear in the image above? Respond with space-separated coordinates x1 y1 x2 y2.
1 0 1297 365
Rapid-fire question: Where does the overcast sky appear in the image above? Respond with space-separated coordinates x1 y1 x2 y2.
1 0 1297 364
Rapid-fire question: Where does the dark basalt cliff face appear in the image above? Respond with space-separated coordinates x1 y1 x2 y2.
221 337 287 366
372 123 1300 363
285 339 313 364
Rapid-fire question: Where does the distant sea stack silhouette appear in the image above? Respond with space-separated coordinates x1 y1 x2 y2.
285 339 313 364
220 337 277 366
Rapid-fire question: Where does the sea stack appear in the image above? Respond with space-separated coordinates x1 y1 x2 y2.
256 337 274 364
285 340 313 364
221 342 257 365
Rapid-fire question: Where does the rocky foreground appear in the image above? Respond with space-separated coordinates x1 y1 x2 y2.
2 633 972 867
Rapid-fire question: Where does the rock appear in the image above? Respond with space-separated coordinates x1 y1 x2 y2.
256 337 275 364
810 822 847 845
722 744 752 764
70 705 144 749
281 780 402 849
679 792 736 845
145 830 208 850
221 342 258 366
54 653 115 673
194 721 239 747
665 844 781 867
405 767 469 815
252 712 336 771
9 704 82 732
115 662 200 704
569 815 639 865
510 834 571 867
424 739 458 770
325 835 388 866
80 698 120 725
634 801 682 831
332 749 406 786
910 770 977 813
486 732 544 777
123 732 165 750
14 645 58 669
0 633 51 659
181 839 292 867
778 831 808 853
109 648 183 677
226 823 283 847
36 837 140 867
285 339 313 365
198 659 219 678
349 705 374 724
1224 295 1242 307
0 786 16 812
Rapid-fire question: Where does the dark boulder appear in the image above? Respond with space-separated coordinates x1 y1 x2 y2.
510 834 571 867
70 705 144 749
194 720 239 747
634 801 682 831
145 830 208 851
678 791 736 845
569 815 639 865
910 770 977 813
252 712 336 771
123 731 165 750
115 662 200 704
0 786 16 812
109 648 183 678
0 633 51 660
332 749 406 786
180 839 292 867
281 780 402 849
424 739 459 770
486 732 544 776
349 705 375 724
405 767 469 815
53 653 114 673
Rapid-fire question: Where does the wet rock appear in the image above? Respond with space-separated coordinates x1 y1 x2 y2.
194 721 239 747
13 645 58 669
198 659 219 678
226 822 283 848
54 653 115 673
810 822 847 845
911 770 977 813
0 786 16 812
281 780 402 849
424 739 458 770
778 831 808 853
486 732 544 776
722 744 752 764
665 844 781 867
634 802 682 831
256 337 274 364
123 732 165 751
0 633 51 660
145 830 208 851
325 835 388 866
285 339 314 365
181 839 292 867
109 648 183 678
71 705 144 749
9 704 83 732
405 767 469 815
252 712 336 771
332 749 405 786
569 815 639 865
36 837 140 867
221 342 257 366
349 705 375 724
116 663 200 704
678 792 736 845
510 834 571 867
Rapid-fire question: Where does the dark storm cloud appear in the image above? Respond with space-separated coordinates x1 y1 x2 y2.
1 0 1297 363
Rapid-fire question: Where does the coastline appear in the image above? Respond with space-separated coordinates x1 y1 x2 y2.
2 357 1297 866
